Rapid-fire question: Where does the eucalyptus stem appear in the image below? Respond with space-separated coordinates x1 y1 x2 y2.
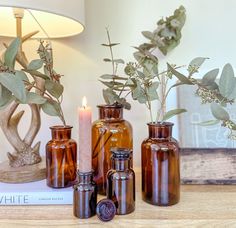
144 87 153 122
58 104 66 126
106 28 115 76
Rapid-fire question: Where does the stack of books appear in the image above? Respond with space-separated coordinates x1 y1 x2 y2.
0 180 73 205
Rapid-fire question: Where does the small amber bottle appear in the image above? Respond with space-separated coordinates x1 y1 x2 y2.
46 126 77 188
73 171 97 219
107 148 135 215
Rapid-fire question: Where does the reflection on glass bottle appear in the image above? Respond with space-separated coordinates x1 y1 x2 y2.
46 126 77 188
107 148 135 215
142 122 180 206
92 104 133 195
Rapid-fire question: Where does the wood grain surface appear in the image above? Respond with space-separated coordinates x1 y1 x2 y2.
181 148 236 184
0 169 236 227
0 157 46 183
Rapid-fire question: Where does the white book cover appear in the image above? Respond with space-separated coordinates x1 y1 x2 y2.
0 180 73 205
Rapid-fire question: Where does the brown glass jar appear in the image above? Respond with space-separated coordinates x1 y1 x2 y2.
92 104 133 195
73 171 97 219
141 122 180 206
107 148 135 215
46 126 77 188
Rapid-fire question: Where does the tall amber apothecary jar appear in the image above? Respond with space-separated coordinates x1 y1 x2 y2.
46 126 77 188
142 122 180 206
92 104 133 195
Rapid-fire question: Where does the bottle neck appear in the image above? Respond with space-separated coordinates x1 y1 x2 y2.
98 105 123 120
148 122 173 139
50 126 72 140
112 158 130 171
78 171 93 184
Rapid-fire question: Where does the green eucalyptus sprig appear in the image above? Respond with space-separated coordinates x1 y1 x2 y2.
168 58 236 139
99 29 131 109
0 38 66 125
123 5 187 123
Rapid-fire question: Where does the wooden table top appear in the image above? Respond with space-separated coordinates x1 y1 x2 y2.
0 170 236 228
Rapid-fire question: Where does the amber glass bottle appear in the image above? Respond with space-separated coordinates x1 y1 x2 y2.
107 148 135 215
73 171 97 219
92 104 133 195
46 126 77 188
142 122 180 206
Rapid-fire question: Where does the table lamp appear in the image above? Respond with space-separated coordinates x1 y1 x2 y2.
0 0 85 39
0 0 85 183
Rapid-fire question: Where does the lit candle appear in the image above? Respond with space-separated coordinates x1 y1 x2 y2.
78 96 92 172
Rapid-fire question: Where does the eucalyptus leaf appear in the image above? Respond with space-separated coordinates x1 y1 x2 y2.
45 80 64 99
162 108 187 121
0 72 26 102
0 85 12 107
210 103 230 121
119 99 131 110
133 51 145 63
42 100 61 117
102 88 118 104
201 69 219 86
139 43 156 51
26 92 47 104
100 80 124 88
100 74 127 80
101 43 120 47
113 59 125 64
15 70 29 82
142 31 154 40
132 82 147 103
167 63 193 85
205 82 219 91
196 119 220 126
160 27 176 38
4 38 20 69
227 78 236 100
100 74 114 80
147 81 159 101
23 69 49 80
28 59 43 70
219 63 236 99
188 57 208 72
103 58 111 62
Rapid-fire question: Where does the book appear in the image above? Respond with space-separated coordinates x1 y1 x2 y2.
0 180 73 205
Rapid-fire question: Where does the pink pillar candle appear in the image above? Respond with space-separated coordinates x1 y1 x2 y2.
78 96 92 172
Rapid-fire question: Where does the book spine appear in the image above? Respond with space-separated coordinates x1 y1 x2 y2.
0 192 73 205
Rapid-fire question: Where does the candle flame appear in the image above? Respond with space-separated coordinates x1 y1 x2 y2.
82 96 87 108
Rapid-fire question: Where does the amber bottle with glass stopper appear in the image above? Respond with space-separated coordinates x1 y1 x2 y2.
107 148 135 215
142 122 180 206
46 126 77 188
92 104 133 195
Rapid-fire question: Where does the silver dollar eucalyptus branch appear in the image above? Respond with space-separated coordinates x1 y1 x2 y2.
0 37 66 167
100 6 188 123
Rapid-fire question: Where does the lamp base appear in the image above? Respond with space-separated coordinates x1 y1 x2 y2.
0 157 46 183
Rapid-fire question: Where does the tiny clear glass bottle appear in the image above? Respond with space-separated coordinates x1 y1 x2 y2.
107 148 135 215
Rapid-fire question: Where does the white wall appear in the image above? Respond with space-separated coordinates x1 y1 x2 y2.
0 0 236 166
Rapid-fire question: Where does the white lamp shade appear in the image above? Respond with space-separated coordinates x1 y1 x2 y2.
0 0 85 38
